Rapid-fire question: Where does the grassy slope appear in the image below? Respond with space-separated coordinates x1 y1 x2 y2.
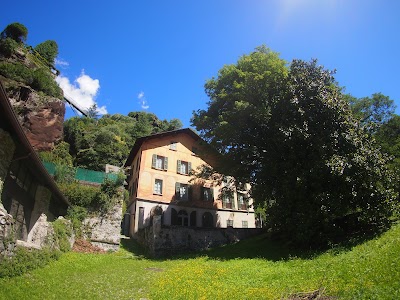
0 223 399 300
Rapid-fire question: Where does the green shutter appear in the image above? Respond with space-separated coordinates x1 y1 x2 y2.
210 188 214 201
164 157 168 170
152 154 156 168
201 187 205 200
188 162 192 174
177 160 181 173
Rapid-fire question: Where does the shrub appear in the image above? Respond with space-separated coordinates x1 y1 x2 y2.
66 205 88 238
31 68 63 98
58 182 100 207
0 37 19 57
0 61 33 84
34 40 58 65
52 219 72 252
0 247 61 278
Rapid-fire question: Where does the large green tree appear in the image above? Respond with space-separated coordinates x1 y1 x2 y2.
34 40 58 65
192 46 397 247
0 22 28 43
346 93 395 131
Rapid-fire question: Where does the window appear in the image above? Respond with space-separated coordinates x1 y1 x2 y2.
202 187 213 201
152 154 168 171
175 183 189 201
154 179 163 195
222 196 232 209
242 221 248 228
178 210 189 226
170 142 177 151
237 193 247 210
227 219 234 227
177 160 191 175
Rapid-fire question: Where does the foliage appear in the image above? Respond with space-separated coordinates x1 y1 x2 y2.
1 223 399 299
0 37 19 57
0 61 33 84
31 68 63 98
51 219 73 253
63 112 182 171
34 40 58 65
0 62 62 98
39 141 74 167
66 205 88 238
0 247 61 278
347 92 395 131
192 46 397 247
58 182 100 208
0 22 28 43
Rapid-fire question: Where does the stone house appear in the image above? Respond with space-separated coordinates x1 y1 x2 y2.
0 81 69 250
123 128 256 238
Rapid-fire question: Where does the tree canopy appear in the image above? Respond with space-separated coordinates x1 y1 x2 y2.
34 40 58 65
63 111 182 171
0 22 28 43
192 46 397 247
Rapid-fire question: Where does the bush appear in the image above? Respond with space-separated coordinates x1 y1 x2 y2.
66 205 88 238
52 219 73 252
59 182 100 207
31 68 63 98
0 37 19 57
0 61 33 84
34 40 58 65
0 247 61 278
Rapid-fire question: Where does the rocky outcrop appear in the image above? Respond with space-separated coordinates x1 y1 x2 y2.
2 80 65 151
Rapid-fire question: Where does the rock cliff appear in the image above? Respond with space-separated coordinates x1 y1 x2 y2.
1 77 65 151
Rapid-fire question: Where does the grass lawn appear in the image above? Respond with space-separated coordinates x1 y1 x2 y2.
0 223 399 300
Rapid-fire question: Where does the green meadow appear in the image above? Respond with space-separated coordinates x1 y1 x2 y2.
1 223 399 300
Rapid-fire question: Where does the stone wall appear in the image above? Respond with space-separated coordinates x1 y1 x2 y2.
0 129 16 258
137 216 263 257
0 128 15 200
82 191 124 252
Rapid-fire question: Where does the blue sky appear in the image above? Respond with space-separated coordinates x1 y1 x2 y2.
2 1 399 127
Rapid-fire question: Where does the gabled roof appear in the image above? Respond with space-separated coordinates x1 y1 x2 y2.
124 128 202 167
0 81 69 206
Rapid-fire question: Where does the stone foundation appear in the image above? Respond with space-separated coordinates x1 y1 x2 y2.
83 194 123 251
137 216 263 257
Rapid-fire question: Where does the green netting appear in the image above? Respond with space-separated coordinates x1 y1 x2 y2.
43 162 118 184
43 161 56 175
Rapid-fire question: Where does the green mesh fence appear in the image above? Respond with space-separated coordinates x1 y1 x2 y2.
43 162 118 184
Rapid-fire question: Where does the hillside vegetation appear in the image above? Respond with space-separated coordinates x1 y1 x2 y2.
0 222 399 299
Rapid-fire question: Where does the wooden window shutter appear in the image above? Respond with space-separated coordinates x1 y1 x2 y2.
210 188 214 201
175 182 180 199
152 154 157 168
188 162 192 174
188 185 192 201
201 187 205 201
164 157 168 170
177 160 181 173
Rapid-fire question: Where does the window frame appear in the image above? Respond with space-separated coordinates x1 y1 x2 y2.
153 179 163 195
177 160 191 175
175 182 190 201
152 154 168 171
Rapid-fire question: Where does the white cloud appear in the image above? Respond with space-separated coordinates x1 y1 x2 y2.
138 91 149 110
55 58 69 68
56 70 107 115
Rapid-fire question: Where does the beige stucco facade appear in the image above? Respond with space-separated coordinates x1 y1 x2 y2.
125 129 255 236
